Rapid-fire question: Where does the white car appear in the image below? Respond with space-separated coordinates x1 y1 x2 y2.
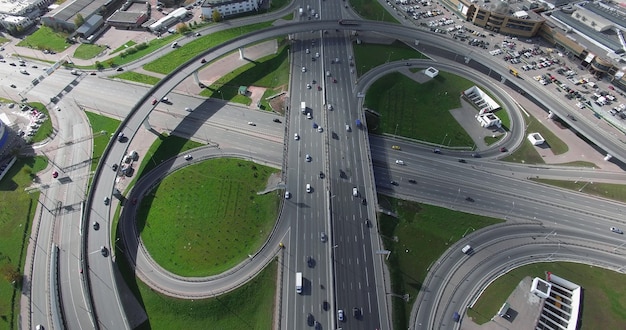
395 160 405 165
317 127 323 132
305 154 312 162
338 309 344 321
301 66 306 73
316 52 320 58
294 133 300 140
285 191 291 199
611 227 623 234
306 83 312 89
306 48 310 54
184 154 192 160
306 184 312 193
307 113 312 119
247 122 256 126
185 107 193 112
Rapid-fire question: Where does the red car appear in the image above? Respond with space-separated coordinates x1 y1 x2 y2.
151 99 158 105
333 78 337 83
317 85 322 91
52 171 58 178
500 147 507 152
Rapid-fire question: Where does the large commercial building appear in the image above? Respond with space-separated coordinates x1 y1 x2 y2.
200 0 260 20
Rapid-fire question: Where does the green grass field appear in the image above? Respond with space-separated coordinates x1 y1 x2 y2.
17 26 69 52
350 0 400 23
115 244 276 330
364 71 475 146
531 178 626 203
143 21 273 74
353 41 427 76
73 44 105 60
377 195 503 329
137 158 279 276
0 156 48 329
28 103 53 144
113 71 161 85
200 41 289 104
110 41 137 54
84 112 121 171
503 114 568 164
135 133 203 183
467 262 626 328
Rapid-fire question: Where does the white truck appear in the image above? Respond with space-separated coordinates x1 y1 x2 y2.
298 7 303 16
301 101 306 114
296 272 303 293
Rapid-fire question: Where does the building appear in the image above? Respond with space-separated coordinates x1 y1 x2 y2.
148 7 187 32
41 0 120 32
476 112 501 128
0 15 36 34
200 0 260 20
530 273 581 330
106 9 149 29
75 14 103 40
424 67 439 78
527 132 545 145
463 86 500 113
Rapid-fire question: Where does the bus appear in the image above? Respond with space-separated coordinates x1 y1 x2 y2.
296 272 303 294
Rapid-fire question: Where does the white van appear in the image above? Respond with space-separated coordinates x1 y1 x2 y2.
461 245 472 254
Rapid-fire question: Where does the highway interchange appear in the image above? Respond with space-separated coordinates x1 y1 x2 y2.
9 2 626 330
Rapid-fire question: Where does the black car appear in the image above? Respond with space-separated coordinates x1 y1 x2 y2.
273 118 281 123
93 221 99 230
307 256 314 267
408 179 417 184
458 159 466 163
112 164 118 172
116 67 124 72
319 171 324 179
353 307 361 318
322 301 329 311
361 198 367 205
465 196 474 202
307 313 314 326
390 180 398 186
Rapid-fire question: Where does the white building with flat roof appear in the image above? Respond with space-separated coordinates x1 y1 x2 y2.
200 0 260 20
527 132 545 145
476 112 501 128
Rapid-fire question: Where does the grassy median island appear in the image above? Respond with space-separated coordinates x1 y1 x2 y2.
84 111 121 171
364 71 476 146
466 262 626 328
530 178 626 203
353 41 427 76
0 156 47 329
377 195 503 329
137 158 280 276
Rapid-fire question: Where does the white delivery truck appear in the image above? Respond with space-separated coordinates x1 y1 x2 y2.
301 102 306 114
296 272 303 293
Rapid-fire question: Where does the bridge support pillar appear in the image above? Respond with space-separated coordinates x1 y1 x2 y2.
192 71 200 85
142 118 152 131
239 47 244 59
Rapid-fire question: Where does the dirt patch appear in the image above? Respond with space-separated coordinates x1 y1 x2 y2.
268 93 287 115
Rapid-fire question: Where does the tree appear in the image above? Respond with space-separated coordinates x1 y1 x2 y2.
74 13 85 27
176 23 190 34
212 10 222 22
1 264 21 287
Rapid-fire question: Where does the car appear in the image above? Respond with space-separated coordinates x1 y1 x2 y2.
317 126 323 132
353 307 360 318
117 133 125 142
307 313 314 326
247 122 256 126
285 191 291 199
185 107 193 112
151 99 158 105
306 184 312 193
9 62 16 66
471 153 481 158
408 179 417 184
52 171 59 178
195 32 201 36
305 154 312 162
313 122 318 129
184 154 192 160
338 309 344 321
319 171 324 179
322 301 329 311
390 180 398 186
365 219 371 227
100 246 108 257
465 196 474 202
273 118 281 123
458 159 466 163
301 66 306 73
112 164 118 171
320 232 327 242
10 84 16 88
200 58 206 63
306 48 310 54
391 145 401 150
93 221 99 230
131 198 138 205
116 67 124 72
316 52 320 58
307 256 314 267
294 133 300 140
361 198 367 205
333 78 337 83
500 147 507 152
433 148 441 154
395 160 405 165
307 113 312 119
306 83 311 89
611 227 623 234
317 85 322 91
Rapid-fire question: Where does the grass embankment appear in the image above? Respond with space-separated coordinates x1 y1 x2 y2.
502 114 568 164
112 71 162 85
200 40 290 108
353 41 427 76
116 247 277 330
0 156 48 329
364 71 475 146
143 21 273 74
84 112 121 171
17 26 68 52
467 262 626 328
350 0 400 23
531 178 626 203
73 44 105 60
138 158 279 276
377 195 503 329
